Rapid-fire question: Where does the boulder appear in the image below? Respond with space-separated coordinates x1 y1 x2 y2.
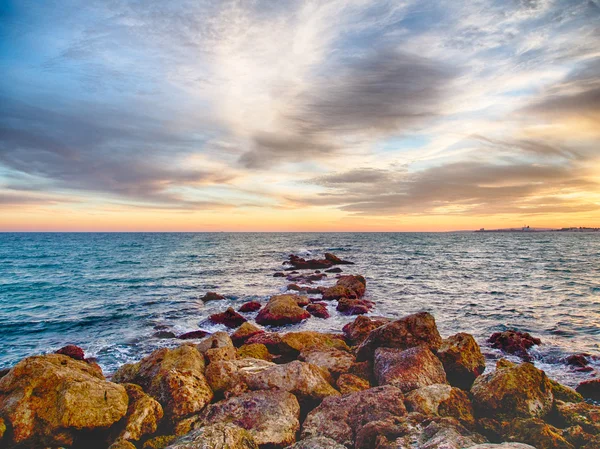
575 378 600 401
256 295 310 326
201 291 226 302
285 436 346 449
210 307 247 328
154 331 177 339
205 358 275 397
116 383 164 442
143 435 178 449
306 303 329 319
342 315 392 346
178 330 209 340
553 400 600 434
504 418 574 449
0 354 129 447
467 445 537 449
437 333 486 390
488 330 541 361
336 275 366 297
239 301 262 313
109 440 138 449
301 385 407 447
281 331 350 353
237 343 272 361
232 322 264 346
273 272 286 277
336 374 370 394
300 347 355 378
324 253 354 265
471 359 553 420
245 333 299 363
287 254 333 270
347 360 373 382
165 423 258 449
404 384 475 428
54 344 85 360
322 285 357 301
197 390 300 448
356 312 443 361
336 298 374 315
548 378 583 403
374 346 447 393
325 267 343 273
565 353 590 368
196 332 234 353
205 346 238 364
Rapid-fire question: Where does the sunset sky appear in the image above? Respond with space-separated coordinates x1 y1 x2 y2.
1 0 599 231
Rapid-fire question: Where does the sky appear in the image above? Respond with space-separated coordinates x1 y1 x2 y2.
0 0 599 231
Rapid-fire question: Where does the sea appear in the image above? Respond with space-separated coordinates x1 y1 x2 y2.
1 232 599 388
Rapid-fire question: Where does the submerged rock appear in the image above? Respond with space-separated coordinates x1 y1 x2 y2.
0 354 128 447
488 330 541 361
177 330 209 340
54 344 85 361
197 390 300 448
209 307 247 328
165 422 258 449
356 312 443 361
437 332 486 390
325 267 343 273
256 295 311 326
471 359 553 420
306 303 329 319
374 346 447 393
342 315 392 346
201 291 226 302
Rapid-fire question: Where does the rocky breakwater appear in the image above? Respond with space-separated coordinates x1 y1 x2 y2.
1 252 599 449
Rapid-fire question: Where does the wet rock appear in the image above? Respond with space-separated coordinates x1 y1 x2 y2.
504 418 574 449
306 303 329 319
437 332 486 390
565 353 590 368
281 331 350 353
165 422 258 449
301 385 407 447
287 254 333 270
299 347 355 378
232 322 264 346
287 283 303 291
116 383 164 442
239 301 262 313
342 315 392 346
471 359 553 420
197 390 300 448
256 295 311 326
206 346 238 364
356 312 443 361
196 331 234 353
322 285 357 301
54 344 85 360
177 330 209 340
237 343 272 361
210 307 247 328
201 291 226 302
285 436 346 449
0 354 128 447
488 330 541 361
336 275 366 297
154 331 177 339
553 400 600 434
576 378 600 401
273 272 286 277
374 346 447 393
324 253 354 265
548 378 583 403
404 384 475 428
325 267 343 273
467 445 537 449
336 297 374 315
205 358 275 397
336 374 370 394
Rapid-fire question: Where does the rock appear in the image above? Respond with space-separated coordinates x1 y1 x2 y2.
322 285 357 301
110 439 138 449
404 384 475 428
196 332 234 353
548 378 583 403
565 353 590 368
582 435 600 449
210 307 247 328
274 272 286 277
287 254 333 270
237 343 272 361
467 445 537 449
553 400 600 434
154 331 177 339
284 436 347 449
232 322 264 347
342 315 392 346
239 301 262 313
356 312 443 361
201 291 226 302
165 422 258 449
437 333 486 390
336 275 366 297
287 283 303 291
471 359 553 420
0 417 5 440
118 345 213 421
245 333 300 363
336 374 370 394
143 435 178 449
54 344 85 360
256 295 311 326
306 303 329 319
374 346 447 393
336 298 374 315
575 378 600 401
301 385 407 447
324 253 354 265
325 267 343 273
504 418 574 449
386 416 486 449
197 390 300 448
178 330 209 340
281 331 350 353
0 354 128 447
488 330 541 361
300 347 355 378
116 383 164 442
206 346 238 364
347 360 373 381
205 358 276 397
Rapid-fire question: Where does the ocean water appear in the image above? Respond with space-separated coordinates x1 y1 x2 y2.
1 232 599 388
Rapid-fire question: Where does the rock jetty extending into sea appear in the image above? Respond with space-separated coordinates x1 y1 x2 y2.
1 253 599 449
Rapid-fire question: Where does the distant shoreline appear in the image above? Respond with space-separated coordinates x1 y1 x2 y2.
474 227 600 233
